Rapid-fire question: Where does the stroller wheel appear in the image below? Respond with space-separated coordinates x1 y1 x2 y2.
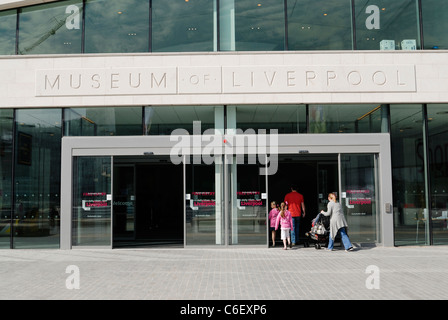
315 243 321 250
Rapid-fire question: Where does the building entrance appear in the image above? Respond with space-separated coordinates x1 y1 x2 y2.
268 154 338 245
113 156 183 248
62 133 393 249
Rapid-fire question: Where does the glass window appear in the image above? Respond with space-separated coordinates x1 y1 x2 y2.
18 0 82 55
422 0 448 49
233 105 306 134
0 10 17 55
144 106 221 135
84 0 149 53
354 0 420 50
390 104 429 246
64 107 143 136
152 0 216 52
72 156 111 247
13 109 62 248
427 104 448 245
287 0 353 50
221 0 285 51
0 109 13 248
309 104 387 133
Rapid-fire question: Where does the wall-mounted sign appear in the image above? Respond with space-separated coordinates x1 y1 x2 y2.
344 189 373 216
36 65 416 97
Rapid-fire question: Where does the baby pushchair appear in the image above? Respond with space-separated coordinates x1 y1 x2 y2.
306 213 330 249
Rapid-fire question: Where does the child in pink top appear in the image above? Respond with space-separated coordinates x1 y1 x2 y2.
268 201 279 247
275 202 294 250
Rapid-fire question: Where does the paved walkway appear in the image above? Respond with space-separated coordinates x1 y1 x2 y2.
0 245 447 300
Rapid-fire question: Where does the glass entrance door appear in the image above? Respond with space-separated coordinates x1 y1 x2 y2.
185 157 224 245
72 156 112 247
113 164 136 242
113 156 183 247
340 154 379 244
229 158 267 245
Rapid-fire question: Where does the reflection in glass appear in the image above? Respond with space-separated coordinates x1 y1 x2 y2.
354 0 420 50
427 104 448 245
309 104 386 133
235 105 306 134
422 0 448 49
186 159 223 245
0 110 13 248
113 165 135 243
13 109 61 248
221 0 285 51
18 0 82 54
287 0 353 50
152 0 215 52
390 104 429 245
0 10 16 55
230 160 267 245
340 154 378 244
84 0 149 53
64 107 143 136
72 156 111 247
144 106 219 135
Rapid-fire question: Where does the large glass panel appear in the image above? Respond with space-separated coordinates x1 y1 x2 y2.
220 0 285 51
287 0 353 50
427 104 448 245
113 164 135 244
186 158 223 245
0 10 17 55
72 156 111 247
64 107 143 136
84 0 149 53
13 109 61 248
391 104 429 245
144 106 220 135
113 156 184 247
354 0 420 50
340 154 378 244
18 0 82 54
0 109 13 248
235 105 306 134
422 0 448 49
230 158 267 245
309 104 387 133
317 161 339 213
152 0 215 52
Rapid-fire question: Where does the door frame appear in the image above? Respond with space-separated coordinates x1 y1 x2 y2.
60 133 393 249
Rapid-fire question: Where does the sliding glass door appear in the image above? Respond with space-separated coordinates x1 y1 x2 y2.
72 156 112 247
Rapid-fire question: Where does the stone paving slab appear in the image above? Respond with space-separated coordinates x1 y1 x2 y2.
0 245 447 301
